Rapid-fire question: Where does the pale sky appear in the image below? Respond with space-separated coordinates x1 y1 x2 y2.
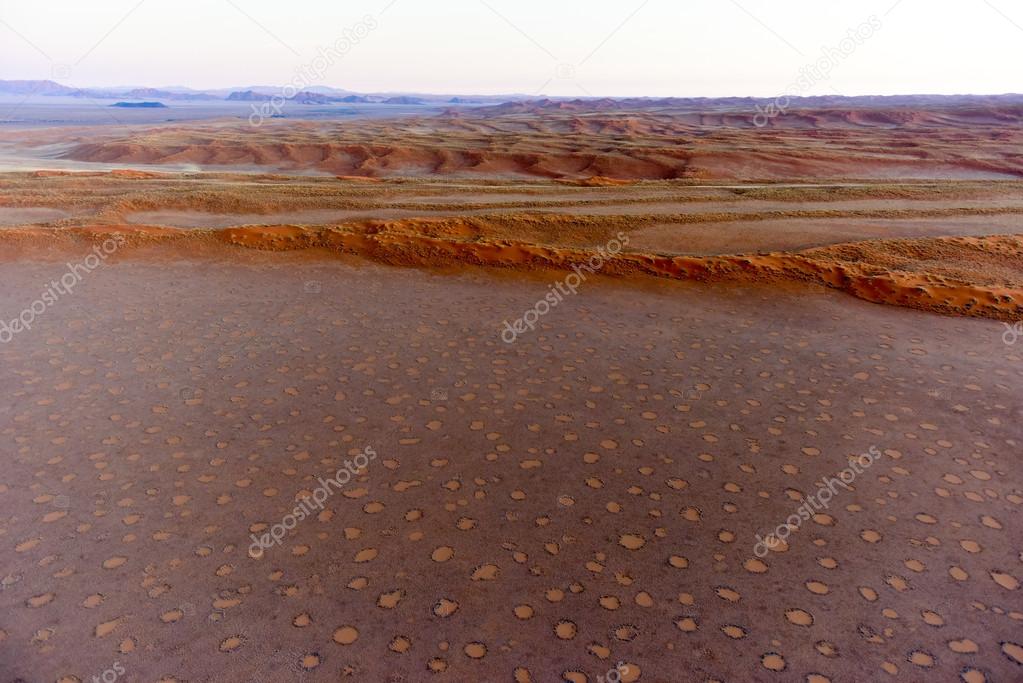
1 0 1021 97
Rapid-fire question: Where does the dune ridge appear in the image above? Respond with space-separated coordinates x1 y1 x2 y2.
8 100 1023 180
2 222 1019 321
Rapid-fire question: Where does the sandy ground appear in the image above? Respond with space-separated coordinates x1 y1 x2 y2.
626 215 1023 255
0 256 1021 683
120 202 1023 234
0 208 70 226
1 172 1022 323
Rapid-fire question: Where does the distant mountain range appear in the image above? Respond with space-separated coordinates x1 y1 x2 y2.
0 80 511 106
4 80 1021 114
225 89 428 105
475 94 1023 116
0 80 220 101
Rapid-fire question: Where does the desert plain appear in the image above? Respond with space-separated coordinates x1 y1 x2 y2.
0 97 1022 682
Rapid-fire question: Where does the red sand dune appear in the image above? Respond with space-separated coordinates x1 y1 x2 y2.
6 100 1022 180
1 223 1019 321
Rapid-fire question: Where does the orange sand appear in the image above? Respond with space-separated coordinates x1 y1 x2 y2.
1 223 1019 321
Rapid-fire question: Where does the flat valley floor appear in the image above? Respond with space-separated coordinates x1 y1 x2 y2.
1 257 1021 682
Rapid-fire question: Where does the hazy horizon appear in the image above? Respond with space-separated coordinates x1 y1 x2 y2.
2 0 1022 98
7 82 1023 100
